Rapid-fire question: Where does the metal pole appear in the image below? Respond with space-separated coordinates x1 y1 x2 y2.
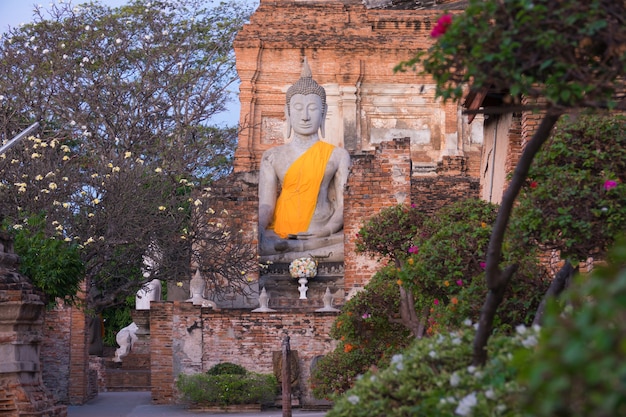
0 122 40 154
281 335 292 417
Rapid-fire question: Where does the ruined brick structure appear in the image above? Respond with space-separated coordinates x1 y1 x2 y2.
0 233 67 417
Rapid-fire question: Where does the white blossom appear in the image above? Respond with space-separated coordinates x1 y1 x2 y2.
455 392 477 416
450 372 460 387
347 395 360 405
522 335 538 348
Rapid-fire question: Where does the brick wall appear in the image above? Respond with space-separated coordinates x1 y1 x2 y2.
411 156 480 215
344 138 412 292
41 305 72 403
150 301 338 407
150 301 174 404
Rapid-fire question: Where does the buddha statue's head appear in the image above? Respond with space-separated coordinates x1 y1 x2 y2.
285 57 327 139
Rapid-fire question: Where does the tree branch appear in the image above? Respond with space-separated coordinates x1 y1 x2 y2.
473 109 563 366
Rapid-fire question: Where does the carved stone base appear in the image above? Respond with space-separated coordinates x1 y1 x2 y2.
259 262 344 310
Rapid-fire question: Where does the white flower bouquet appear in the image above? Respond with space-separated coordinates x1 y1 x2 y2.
289 257 318 278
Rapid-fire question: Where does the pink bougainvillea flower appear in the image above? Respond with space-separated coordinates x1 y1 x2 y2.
604 180 618 191
434 299 439 305
456 279 463 286
431 14 452 38
408 245 419 254
480 261 486 269
362 313 371 319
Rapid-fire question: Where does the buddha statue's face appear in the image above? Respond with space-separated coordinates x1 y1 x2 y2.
288 93 324 137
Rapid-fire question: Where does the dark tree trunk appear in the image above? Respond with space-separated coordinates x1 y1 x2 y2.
473 110 563 366
399 286 424 338
532 260 576 325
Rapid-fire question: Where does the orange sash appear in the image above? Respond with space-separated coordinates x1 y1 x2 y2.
270 141 335 238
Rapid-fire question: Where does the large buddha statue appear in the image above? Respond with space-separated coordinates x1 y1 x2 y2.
258 58 351 263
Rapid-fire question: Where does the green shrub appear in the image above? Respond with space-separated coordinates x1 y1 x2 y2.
355 204 426 263
311 267 412 398
401 198 548 334
5 213 84 308
206 362 248 376
326 322 533 417
176 371 277 407
517 238 626 416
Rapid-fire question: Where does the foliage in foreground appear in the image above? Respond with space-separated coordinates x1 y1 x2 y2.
327 240 626 417
517 238 626 416
512 113 626 263
398 0 625 110
326 322 534 417
176 363 277 407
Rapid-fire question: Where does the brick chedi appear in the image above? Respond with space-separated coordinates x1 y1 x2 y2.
234 0 475 174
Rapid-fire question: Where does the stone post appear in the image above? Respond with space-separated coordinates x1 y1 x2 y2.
281 335 292 417
0 232 67 417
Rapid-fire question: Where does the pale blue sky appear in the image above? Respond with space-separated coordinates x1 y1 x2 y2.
0 0 130 32
0 0 260 126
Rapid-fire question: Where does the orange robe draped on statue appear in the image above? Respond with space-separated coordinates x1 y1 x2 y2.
270 141 335 238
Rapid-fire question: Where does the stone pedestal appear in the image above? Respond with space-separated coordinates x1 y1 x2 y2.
0 232 67 417
259 262 344 310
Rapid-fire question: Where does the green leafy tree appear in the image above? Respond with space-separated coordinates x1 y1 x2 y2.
6 213 83 308
401 198 548 334
513 113 626 263
0 0 258 312
399 0 626 364
355 204 427 337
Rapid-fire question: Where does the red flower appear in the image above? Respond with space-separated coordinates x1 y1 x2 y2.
529 181 538 189
431 14 452 38
434 299 439 305
604 180 618 191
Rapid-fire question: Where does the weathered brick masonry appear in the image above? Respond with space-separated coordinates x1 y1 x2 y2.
150 301 337 406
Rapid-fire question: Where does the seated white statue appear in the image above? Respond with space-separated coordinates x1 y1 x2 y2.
135 278 162 310
258 58 350 263
113 322 138 363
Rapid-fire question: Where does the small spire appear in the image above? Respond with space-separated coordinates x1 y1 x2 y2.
301 56 312 78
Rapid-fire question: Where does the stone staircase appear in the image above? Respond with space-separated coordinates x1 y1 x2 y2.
104 351 151 391
103 311 152 391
